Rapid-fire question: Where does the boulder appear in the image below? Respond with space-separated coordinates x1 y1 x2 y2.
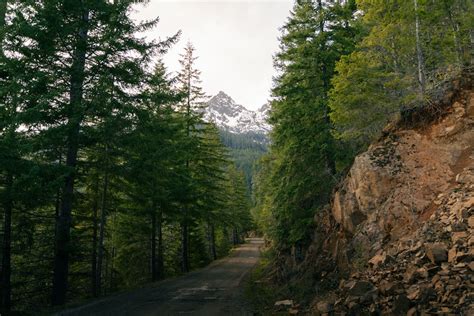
462 197 474 209
468 216 474 229
369 252 387 268
379 280 403 295
451 222 468 232
316 301 334 313
468 261 474 271
425 243 448 264
452 231 468 244
455 251 473 263
407 307 417 316
416 267 428 279
391 294 410 315
404 266 418 283
448 247 458 263
347 280 376 296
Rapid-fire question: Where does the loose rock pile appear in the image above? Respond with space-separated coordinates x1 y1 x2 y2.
316 167 473 315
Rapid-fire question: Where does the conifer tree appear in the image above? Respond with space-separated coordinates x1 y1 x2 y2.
329 0 473 157
0 0 174 305
1 1 26 311
1 1 252 313
121 59 183 282
265 0 358 246
175 41 208 273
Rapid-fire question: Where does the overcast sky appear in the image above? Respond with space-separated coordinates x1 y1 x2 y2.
134 0 293 110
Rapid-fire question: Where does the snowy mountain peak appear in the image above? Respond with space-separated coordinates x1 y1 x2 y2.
214 91 234 102
258 102 270 114
205 92 271 135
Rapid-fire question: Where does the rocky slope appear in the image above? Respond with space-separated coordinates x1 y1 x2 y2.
273 76 474 315
204 91 271 135
321 78 473 315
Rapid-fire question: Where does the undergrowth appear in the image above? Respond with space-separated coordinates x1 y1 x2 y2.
244 249 317 315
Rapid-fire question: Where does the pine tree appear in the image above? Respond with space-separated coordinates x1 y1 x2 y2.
264 0 358 246
1 1 28 311
121 59 183 282
329 0 473 157
0 0 175 306
175 41 208 273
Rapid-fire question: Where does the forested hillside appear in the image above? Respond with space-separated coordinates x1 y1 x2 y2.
253 0 473 248
0 1 252 313
204 91 270 192
219 130 267 191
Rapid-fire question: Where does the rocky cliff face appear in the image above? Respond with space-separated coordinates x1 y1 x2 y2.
276 76 474 315
333 89 474 247
321 85 474 315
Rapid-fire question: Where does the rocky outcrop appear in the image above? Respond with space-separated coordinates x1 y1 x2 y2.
308 83 474 314
333 89 474 251
325 168 474 315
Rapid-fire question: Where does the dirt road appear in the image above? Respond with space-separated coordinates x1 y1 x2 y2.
57 238 263 316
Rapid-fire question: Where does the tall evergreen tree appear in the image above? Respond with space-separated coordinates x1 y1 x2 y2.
263 0 358 246
0 0 174 305
0 1 253 313
329 0 473 156
175 41 208 273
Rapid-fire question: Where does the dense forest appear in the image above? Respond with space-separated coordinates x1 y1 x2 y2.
253 0 473 247
219 130 267 192
1 0 473 314
0 1 252 313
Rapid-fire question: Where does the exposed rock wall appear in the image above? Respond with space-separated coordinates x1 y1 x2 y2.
311 82 474 314
333 88 474 255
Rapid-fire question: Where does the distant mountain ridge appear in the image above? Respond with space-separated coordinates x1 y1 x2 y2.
204 91 271 135
204 91 270 191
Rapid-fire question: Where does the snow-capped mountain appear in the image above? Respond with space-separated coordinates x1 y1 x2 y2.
204 91 271 135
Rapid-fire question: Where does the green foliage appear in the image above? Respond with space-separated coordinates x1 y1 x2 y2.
253 0 359 247
0 3 253 313
329 51 407 153
219 130 267 192
330 0 474 156
253 0 473 253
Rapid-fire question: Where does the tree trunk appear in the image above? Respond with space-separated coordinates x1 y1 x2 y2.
91 176 99 298
150 202 157 281
1 3 11 312
151 202 165 281
207 222 212 259
317 0 336 175
104 250 109 296
181 221 189 273
1 172 13 314
51 5 90 305
209 224 217 260
54 152 62 227
413 0 426 95
96 159 109 296
232 227 239 246
109 243 116 293
157 208 164 280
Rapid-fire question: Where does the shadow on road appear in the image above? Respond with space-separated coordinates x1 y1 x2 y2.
57 238 263 316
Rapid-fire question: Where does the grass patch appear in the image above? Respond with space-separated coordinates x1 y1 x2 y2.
244 249 312 315
244 252 279 315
